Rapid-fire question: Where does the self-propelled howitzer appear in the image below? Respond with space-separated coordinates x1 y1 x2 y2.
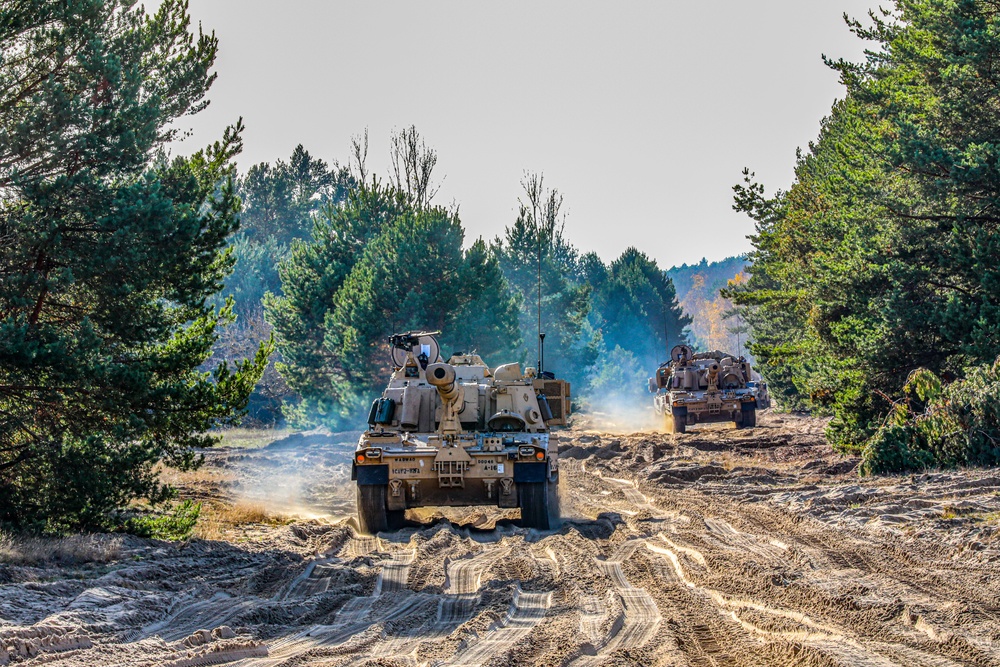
352 331 569 534
650 344 771 433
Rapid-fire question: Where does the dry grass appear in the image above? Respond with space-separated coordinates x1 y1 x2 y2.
215 427 292 449
157 463 237 488
192 501 289 540
0 532 122 566
216 501 272 524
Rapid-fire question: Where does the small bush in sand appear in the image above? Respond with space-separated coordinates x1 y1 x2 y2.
126 500 201 541
0 532 122 566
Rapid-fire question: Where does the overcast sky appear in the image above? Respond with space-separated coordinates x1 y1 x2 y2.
174 1 877 268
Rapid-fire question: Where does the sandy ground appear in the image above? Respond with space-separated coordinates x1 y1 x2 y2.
3 411 1000 666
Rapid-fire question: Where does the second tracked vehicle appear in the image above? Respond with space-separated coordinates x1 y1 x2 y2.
650 344 770 433
352 331 570 534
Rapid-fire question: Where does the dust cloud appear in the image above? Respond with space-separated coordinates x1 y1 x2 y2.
576 392 661 433
224 429 359 520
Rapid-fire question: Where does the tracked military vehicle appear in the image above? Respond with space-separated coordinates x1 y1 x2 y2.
352 331 570 534
650 344 770 433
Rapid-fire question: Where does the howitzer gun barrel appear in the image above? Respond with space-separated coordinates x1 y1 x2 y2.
426 363 460 403
426 362 463 435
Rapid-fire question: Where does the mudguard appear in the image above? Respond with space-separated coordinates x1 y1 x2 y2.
513 461 548 483
354 463 389 486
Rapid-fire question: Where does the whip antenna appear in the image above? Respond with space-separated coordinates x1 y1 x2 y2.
537 215 543 373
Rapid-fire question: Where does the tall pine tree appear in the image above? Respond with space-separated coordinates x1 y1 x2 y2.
266 178 520 427
0 0 269 530
731 1 1000 458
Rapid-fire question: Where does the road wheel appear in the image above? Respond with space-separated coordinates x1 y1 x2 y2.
519 481 551 530
356 484 389 535
741 406 757 428
672 408 687 434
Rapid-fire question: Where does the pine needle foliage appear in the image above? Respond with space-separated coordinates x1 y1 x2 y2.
0 0 270 531
730 1 1000 463
861 360 1000 474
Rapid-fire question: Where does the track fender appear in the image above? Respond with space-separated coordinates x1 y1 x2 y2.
514 461 548 483
355 464 389 486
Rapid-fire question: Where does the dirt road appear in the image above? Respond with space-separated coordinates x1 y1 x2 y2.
3 413 1000 666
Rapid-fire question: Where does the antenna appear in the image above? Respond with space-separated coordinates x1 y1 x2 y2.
537 212 543 372
736 309 743 359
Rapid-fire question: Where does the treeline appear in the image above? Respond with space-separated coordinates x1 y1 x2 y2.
730 1 1000 473
224 130 691 426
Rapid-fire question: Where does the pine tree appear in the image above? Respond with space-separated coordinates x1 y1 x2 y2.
266 178 521 427
238 145 353 247
731 1 1000 453
0 0 269 530
596 247 690 370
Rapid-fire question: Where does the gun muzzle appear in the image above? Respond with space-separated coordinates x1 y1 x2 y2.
426 363 461 404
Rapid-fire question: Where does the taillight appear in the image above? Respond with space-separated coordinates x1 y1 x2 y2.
518 445 546 461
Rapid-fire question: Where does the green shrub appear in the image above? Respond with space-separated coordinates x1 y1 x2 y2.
860 359 1000 475
125 501 202 541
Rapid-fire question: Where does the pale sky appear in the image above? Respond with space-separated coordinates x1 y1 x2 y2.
174 1 877 268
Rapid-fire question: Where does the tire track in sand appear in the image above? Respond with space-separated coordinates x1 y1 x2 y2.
578 463 759 665
644 533 968 667
232 541 418 666
445 544 554 666
447 584 553 666
568 541 662 665
361 541 512 663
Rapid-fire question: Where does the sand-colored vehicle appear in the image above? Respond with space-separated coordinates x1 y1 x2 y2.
352 331 570 534
650 345 769 433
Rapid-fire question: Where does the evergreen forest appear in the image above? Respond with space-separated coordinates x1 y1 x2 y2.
729 0 1000 473
5 0 1000 532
